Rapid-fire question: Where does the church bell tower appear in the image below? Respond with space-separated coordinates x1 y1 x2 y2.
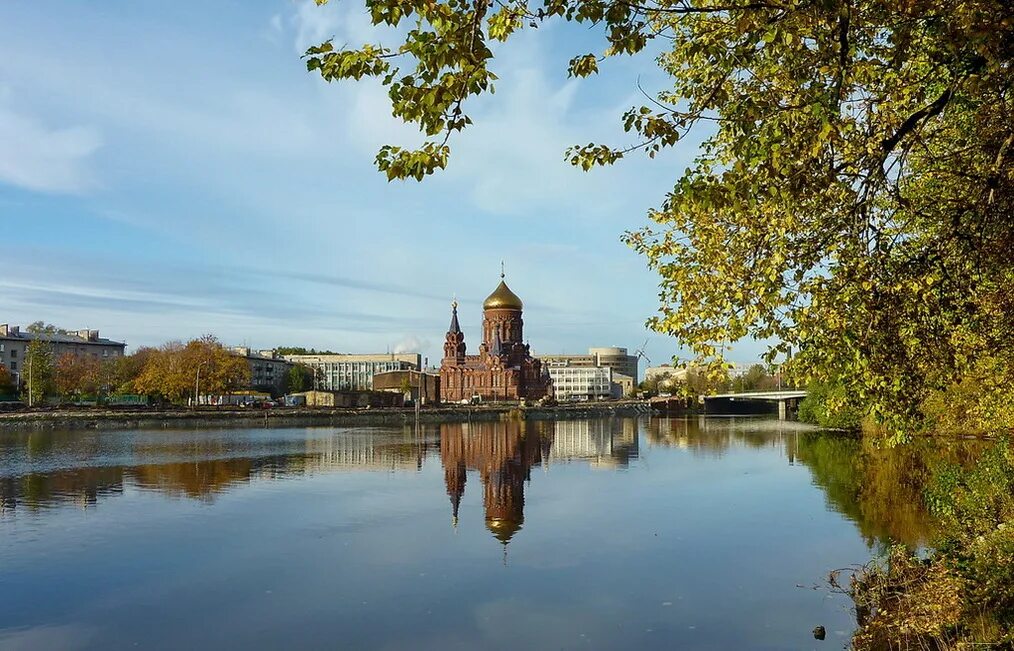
443 300 466 364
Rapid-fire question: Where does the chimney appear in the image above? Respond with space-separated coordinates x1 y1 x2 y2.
0 324 7 337
89 330 99 341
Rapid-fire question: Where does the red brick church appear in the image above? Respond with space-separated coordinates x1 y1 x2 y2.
440 273 552 403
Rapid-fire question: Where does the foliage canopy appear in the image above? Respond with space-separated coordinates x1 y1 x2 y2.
307 0 1014 433
132 336 250 404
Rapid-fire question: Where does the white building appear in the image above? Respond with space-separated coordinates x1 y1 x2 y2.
546 364 612 401
282 353 420 391
539 346 638 382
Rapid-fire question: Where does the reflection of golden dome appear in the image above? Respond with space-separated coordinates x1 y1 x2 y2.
483 280 523 310
487 517 523 544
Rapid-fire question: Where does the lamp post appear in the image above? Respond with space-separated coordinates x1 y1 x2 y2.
194 360 208 409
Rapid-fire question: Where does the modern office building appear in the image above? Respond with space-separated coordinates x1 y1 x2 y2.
539 346 639 383
282 353 420 391
546 364 613 401
540 346 638 398
0 324 126 385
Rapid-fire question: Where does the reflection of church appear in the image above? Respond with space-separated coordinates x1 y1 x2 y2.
440 273 552 403
440 420 552 545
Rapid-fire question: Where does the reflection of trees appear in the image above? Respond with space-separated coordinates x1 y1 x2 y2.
0 428 435 513
4 417 979 555
1 467 125 512
795 435 986 548
642 417 988 549
440 420 552 545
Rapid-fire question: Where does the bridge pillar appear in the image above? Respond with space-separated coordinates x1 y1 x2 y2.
778 400 787 420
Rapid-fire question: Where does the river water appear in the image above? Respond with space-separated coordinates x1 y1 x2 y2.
0 417 945 650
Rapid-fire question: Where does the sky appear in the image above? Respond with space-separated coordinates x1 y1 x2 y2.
0 1 766 372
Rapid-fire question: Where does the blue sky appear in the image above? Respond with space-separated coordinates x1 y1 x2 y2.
0 1 765 371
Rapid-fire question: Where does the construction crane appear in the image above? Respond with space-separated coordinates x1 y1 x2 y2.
634 339 651 366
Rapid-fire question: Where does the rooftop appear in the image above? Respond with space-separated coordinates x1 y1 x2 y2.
0 324 125 347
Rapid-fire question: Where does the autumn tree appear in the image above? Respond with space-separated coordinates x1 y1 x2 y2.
133 337 251 404
183 336 250 397
54 353 103 399
106 347 157 394
133 341 192 403
305 0 1014 435
0 364 14 395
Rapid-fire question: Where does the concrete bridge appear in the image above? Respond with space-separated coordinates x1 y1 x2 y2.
702 390 807 420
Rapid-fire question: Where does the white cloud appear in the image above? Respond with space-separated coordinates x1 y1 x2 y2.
0 105 101 194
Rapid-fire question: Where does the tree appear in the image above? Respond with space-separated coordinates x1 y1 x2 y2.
639 371 676 396
22 339 55 405
0 364 14 395
305 0 1014 435
274 347 338 356
285 365 311 394
54 353 103 399
730 364 776 393
133 341 192 403
132 337 251 404
107 347 157 394
26 322 68 335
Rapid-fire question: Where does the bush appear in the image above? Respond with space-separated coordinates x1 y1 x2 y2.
797 381 864 429
920 357 1014 435
926 437 1014 624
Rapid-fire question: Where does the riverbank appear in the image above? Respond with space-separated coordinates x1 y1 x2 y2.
0 400 652 431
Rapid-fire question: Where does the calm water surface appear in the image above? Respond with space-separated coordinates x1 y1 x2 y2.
0 417 938 650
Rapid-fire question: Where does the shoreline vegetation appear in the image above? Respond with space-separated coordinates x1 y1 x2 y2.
842 436 1014 650
798 386 1014 648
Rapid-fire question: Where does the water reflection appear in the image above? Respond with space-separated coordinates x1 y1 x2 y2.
0 417 978 552
1 417 990 651
441 421 548 545
0 419 632 517
645 416 986 548
0 428 435 513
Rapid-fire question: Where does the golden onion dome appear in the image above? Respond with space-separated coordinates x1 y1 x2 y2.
486 517 523 544
483 280 523 311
